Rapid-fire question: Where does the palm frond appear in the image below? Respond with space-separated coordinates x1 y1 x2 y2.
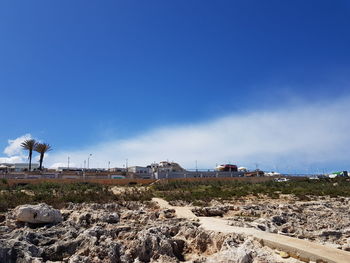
20 139 37 150
35 143 52 154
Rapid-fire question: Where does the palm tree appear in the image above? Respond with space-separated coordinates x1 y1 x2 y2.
35 143 52 170
21 139 37 171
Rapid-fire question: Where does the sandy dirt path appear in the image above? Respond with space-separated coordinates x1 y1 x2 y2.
152 197 350 263
152 197 197 219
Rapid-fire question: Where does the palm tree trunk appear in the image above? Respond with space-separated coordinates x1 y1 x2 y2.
29 151 32 171
39 153 44 170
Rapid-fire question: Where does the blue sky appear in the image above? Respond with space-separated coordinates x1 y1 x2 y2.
1 1 350 172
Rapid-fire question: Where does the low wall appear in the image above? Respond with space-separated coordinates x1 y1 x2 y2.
155 171 245 179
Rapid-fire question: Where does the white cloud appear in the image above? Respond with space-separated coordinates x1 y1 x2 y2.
45 97 350 173
50 162 77 169
0 156 25 164
3 134 32 156
0 134 34 163
0 134 55 167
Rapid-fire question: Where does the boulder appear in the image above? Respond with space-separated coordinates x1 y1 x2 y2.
14 203 63 224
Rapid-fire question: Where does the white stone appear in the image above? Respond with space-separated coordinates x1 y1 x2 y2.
14 203 63 224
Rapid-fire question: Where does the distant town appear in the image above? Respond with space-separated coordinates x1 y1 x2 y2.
0 160 262 179
0 139 348 180
0 160 349 181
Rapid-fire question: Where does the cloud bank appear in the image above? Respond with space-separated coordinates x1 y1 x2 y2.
44 97 350 173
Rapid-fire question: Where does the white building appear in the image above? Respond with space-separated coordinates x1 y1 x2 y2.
128 166 150 174
148 161 185 173
0 163 39 172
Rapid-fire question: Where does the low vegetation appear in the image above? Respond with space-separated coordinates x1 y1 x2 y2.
0 180 158 212
153 177 350 202
1 177 350 212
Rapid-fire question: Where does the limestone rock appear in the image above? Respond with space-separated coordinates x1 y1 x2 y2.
236 241 253 263
14 203 63 224
0 199 325 263
159 209 176 219
192 206 231 217
250 218 277 233
101 212 120 223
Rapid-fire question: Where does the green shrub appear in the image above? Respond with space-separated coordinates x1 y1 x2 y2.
1 178 8 185
1 178 350 212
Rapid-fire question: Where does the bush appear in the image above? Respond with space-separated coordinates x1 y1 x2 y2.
1 178 8 185
0 192 32 212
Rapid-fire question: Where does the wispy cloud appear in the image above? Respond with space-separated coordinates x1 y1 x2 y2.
46 97 350 173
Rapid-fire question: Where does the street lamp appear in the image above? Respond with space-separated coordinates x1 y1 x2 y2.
87 154 92 169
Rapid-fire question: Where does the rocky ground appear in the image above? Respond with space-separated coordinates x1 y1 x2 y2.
191 195 350 251
0 199 306 263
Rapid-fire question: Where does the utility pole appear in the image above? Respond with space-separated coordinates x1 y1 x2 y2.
67 156 70 169
126 158 129 178
87 154 92 169
108 161 110 170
